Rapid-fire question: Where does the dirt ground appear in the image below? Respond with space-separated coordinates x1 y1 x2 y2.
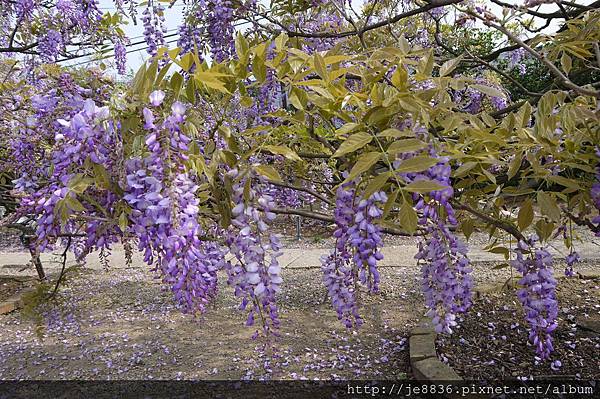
0 264 420 380
0 277 36 301
1 225 599 381
437 271 600 380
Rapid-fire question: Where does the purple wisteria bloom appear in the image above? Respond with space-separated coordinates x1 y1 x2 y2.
149 90 166 107
511 234 558 360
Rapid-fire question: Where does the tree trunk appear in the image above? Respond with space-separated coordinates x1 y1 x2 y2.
29 247 45 281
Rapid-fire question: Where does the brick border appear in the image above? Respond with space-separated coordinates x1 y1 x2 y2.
0 286 36 315
410 272 600 385
409 320 462 382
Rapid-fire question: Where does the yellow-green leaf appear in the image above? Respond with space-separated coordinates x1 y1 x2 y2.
336 122 360 136
313 53 328 82
347 152 381 180
472 84 504 98
378 128 413 138
254 165 283 183
404 179 446 193
363 172 390 200
262 145 302 162
333 132 373 158
439 55 463 77
399 201 418 234
537 192 561 222
518 199 534 231
119 212 128 232
395 156 439 173
387 139 427 154
508 152 522 180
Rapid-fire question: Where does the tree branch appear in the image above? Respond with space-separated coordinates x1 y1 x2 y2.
452 200 526 241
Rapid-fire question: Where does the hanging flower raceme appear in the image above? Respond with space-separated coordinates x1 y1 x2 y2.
321 182 362 328
348 191 387 294
512 234 558 360
321 180 386 329
396 126 473 334
224 168 283 337
142 0 167 57
123 92 225 313
15 98 120 255
591 149 600 236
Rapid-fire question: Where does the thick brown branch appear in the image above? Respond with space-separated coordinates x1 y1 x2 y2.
451 200 526 241
270 207 424 236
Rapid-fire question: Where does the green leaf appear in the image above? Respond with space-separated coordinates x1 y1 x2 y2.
332 132 373 158
180 51 196 72
518 199 534 231
363 172 390 200
537 192 561 222
194 71 230 93
68 174 92 194
262 145 302 162
382 189 398 220
482 168 496 184
93 163 111 190
439 55 462 77
472 84 504 98
313 53 328 82
254 165 283 183
240 96 254 108
64 196 85 212
516 102 532 128
288 88 307 110
167 47 181 60
399 201 418 234
455 161 478 177
145 60 158 91
395 156 439 173
404 179 447 193
378 128 413 138
336 122 360 136
347 152 381 181
235 32 250 58
547 175 580 190
417 50 434 79
155 62 172 86
170 72 184 96
275 32 288 51
387 139 427 154
391 65 408 90
252 54 267 83
488 246 509 258
461 217 474 241
507 152 522 180
536 219 555 242
561 53 572 74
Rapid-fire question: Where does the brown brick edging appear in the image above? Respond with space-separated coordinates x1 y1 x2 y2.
409 320 462 382
409 272 600 387
0 287 36 315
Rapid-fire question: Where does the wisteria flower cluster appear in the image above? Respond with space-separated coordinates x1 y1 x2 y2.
321 181 386 329
124 92 226 313
396 124 473 334
511 234 558 360
591 149 600 235
224 168 283 337
16 98 120 258
141 1 167 57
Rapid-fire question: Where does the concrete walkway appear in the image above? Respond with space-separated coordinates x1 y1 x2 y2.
1 235 599 278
